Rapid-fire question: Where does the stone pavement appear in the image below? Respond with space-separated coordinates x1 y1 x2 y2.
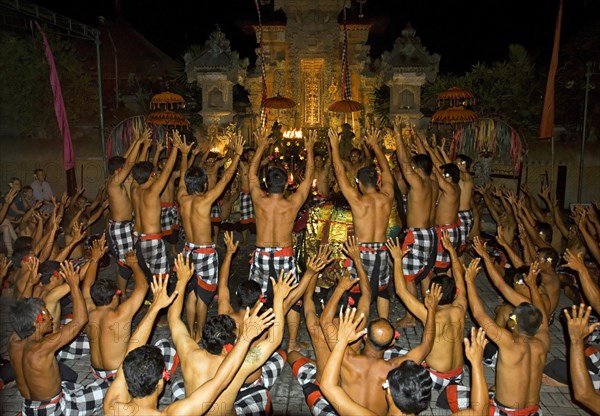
0 235 593 415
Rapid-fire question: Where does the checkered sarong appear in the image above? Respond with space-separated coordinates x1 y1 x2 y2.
160 203 180 236
249 247 297 303
91 367 117 382
434 223 460 271
383 346 409 360
346 242 390 301
457 210 473 253
56 332 89 361
134 232 169 276
211 201 222 222
585 344 600 391
107 220 135 265
183 242 219 305
291 357 337 416
423 363 463 391
401 227 436 283
21 378 108 416
489 398 541 416
239 191 255 224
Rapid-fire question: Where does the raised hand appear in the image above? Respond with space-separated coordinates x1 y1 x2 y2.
495 225 507 246
519 184 531 196
91 235 107 262
305 130 317 149
464 327 488 364
342 236 361 263
441 229 454 252
232 134 245 156
174 253 195 286
386 237 408 262
71 222 85 243
524 260 541 288
150 274 178 310
564 304 600 345
365 127 381 148
223 231 239 254
59 261 80 287
539 185 550 200
253 127 271 147
0 255 12 279
179 135 194 155
3 187 18 204
25 256 40 280
124 250 138 268
424 282 442 310
563 249 585 272
472 236 488 259
337 307 366 345
306 245 332 274
327 128 339 148
240 302 275 341
337 269 358 292
271 270 298 301
171 129 184 150
463 257 481 284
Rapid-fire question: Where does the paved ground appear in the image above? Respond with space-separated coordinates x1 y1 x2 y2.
0 233 593 415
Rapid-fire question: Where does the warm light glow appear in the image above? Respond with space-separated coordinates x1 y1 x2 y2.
274 146 279 153
288 172 294 184
283 129 303 139
312 179 317 188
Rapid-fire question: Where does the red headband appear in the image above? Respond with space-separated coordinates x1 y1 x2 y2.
224 343 234 354
394 330 400 340
258 294 267 304
162 369 170 381
347 297 355 306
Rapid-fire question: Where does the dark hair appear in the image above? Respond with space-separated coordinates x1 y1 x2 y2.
184 167 208 194
90 279 118 306
122 345 164 398
34 168 44 175
430 275 456 305
10 298 45 338
412 154 433 176
357 166 378 188
237 280 262 308
441 163 460 184
242 148 256 162
131 162 154 185
39 261 60 285
512 265 541 286
455 154 472 170
388 360 433 413
9 177 20 186
349 148 362 157
22 185 32 193
266 167 287 194
513 302 543 336
534 222 552 243
367 318 395 351
536 247 558 269
11 248 32 268
201 315 237 355
107 156 126 175
14 237 33 253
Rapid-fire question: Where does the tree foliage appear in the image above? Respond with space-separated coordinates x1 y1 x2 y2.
0 31 97 137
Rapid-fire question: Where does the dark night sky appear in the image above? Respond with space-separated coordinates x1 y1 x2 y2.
30 0 600 74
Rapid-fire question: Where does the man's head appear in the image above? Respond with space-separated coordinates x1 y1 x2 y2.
107 156 126 175
185 167 208 194
34 169 46 182
266 167 287 194
315 154 325 168
430 275 456 305
201 315 237 355
8 177 22 191
366 318 395 350
411 154 433 176
90 279 120 307
242 148 256 162
356 166 378 190
386 360 433 414
131 162 155 185
122 345 166 398
205 153 219 167
536 247 558 270
22 186 33 200
39 260 62 286
440 163 460 184
454 154 472 172
535 221 553 244
10 297 50 338
349 148 362 164
237 280 262 309
509 302 543 336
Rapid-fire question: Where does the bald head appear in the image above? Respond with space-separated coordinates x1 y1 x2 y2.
367 318 395 350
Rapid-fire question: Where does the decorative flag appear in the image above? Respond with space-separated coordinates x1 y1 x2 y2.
35 21 75 170
254 0 268 128
539 0 563 140
341 17 352 100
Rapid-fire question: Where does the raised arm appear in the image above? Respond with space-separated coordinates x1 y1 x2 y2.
565 305 600 414
205 135 244 202
328 128 361 203
290 130 316 208
217 232 238 315
148 130 182 195
365 127 395 198
54 222 86 262
249 128 270 199
116 250 149 317
564 249 600 313
401 283 441 365
284 245 331 313
0 188 17 224
441 230 468 310
342 237 372 324
495 225 525 268
454 328 489 416
82 235 107 306
577 212 600 265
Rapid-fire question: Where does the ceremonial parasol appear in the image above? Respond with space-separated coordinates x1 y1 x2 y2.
327 99 364 113
431 106 478 124
150 91 186 110
146 110 190 128
435 87 476 108
264 94 296 109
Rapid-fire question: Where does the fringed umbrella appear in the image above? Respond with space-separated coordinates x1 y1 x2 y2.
328 99 364 113
431 106 478 124
150 91 186 110
264 94 296 109
436 87 476 108
146 110 190 128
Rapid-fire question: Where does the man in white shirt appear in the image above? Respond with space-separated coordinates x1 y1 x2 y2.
30 169 54 211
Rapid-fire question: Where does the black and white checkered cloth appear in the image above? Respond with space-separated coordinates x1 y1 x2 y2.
91 367 117 382
423 363 464 391
382 346 409 360
235 385 271 416
21 378 108 416
457 210 474 253
211 202 222 222
291 357 337 416
239 191 255 223
160 204 180 235
56 332 89 361
183 242 219 305
489 397 541 416
107 220 135 265
134 232 169 276
249 247 297 302
401 227 436 282
434 223 461 271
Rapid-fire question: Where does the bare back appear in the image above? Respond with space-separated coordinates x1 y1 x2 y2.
179 193 214 245
254 194 298 247
425 305 464 372
458 173 473 211
351 192 392 243
107 176 133 222
435 184 460 225
88 308 131 370
406 176 433 228
132 184 161 234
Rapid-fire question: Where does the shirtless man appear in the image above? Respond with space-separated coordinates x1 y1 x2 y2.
313 151 332 198
177 135 243 341
238 148 257 246
83 246 148 381
389 231 468 391
106 129 146 293
454 154 475 252
131 130 184 280
341 147 373 189
432 163 461 274
167 252 294 414
8 261 108 415
441 258 551 415
248 127 316 351
104 274 273 416
394 119 437 328
320 279 440 415
156 153 181 248
199 145 231 243
329 126 395 319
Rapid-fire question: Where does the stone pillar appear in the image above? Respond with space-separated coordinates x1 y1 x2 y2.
386 72 426 124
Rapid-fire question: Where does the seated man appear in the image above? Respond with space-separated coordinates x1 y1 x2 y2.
104 274 274 415
8 261 107 415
